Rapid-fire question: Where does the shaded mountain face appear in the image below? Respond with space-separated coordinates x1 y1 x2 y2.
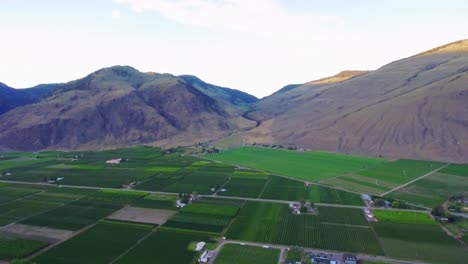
0 66 257 150
246 40 468 162
0 82 62 115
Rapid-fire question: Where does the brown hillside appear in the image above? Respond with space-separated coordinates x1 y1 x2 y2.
246 40 468 162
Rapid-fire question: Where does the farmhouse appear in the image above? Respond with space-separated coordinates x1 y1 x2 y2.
106 158 123 164
343 254 357 264
196 242 206 251
198 250 215 263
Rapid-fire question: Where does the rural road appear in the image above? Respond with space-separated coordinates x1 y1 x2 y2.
214 240 430 264
0 180 430 213
381 163 450 196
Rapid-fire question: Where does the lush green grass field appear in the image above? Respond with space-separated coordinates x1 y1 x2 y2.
33 221 152 264
0 237 48 260
317 206 368 226
373 210 435 225
115 229 216 264
218 177 267 198
387 173 468 207
214 244 280 264
226 202 383 255
210 147 384 182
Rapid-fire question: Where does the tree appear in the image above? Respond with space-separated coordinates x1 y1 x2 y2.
391 201 400 208
432 204 445 217
374 198 385 207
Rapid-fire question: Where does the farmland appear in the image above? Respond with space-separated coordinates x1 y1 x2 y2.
214 244 280 264
0 237 47 261
164 200 241 234
320 159 448 196
373 210 435 225
0 147 466 264
440 164 468 177
115 229 216 264
387 172 468 207
33 221 153 264
210 147 385 181
226 202 384 255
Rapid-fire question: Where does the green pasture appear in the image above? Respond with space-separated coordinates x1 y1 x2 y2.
214 244 280 264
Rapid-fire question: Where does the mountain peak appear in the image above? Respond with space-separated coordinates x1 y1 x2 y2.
417 39 468 56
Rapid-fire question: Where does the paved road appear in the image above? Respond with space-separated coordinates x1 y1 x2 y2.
0 179 430 213
381 163 450 196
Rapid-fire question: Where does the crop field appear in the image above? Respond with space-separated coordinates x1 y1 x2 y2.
83 189 148 205
210 147 384 181
21 200 122 230
137 163 234 194
33 221 153 264
0 199 63 228
130 194 178 210
0 147 201 188
214 244 280 264
387 173 468 207
0 237 48 260
373 210 435 225
226 202 383 255
164 201 240 234
320 160 447 195
0 185 41 204
259 176 363 205
317 206 368 226
440 164 468 177
218 177 267 198
374 222 467 263
182 202 239 216
115 229 216 264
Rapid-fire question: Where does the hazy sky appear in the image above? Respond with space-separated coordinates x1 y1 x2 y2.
1 0 467 98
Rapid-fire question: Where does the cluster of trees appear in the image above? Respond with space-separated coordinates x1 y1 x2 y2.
372 196 408 209
252 142 298 150
201 146 220 154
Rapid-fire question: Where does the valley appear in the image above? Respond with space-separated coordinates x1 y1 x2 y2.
0 146 466 264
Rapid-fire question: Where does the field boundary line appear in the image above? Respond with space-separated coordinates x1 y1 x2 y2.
109 230 154 264
257 176 272 198
381 163 450 196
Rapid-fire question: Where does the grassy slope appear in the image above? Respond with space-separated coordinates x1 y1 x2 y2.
210 147 384 182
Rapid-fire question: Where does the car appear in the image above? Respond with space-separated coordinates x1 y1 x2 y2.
262 245 270 248
240 243 246 246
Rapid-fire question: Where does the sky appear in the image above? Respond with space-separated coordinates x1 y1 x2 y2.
1 0 467 98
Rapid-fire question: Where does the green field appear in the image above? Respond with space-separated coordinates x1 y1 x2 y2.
440 164 468 177
21 200 121 230
214 244 280 264
115 229 216 264
259 176 363 205
387 173 468 207
34 221 152 264
164 201 240 234
0 237 48 260
374 222 467 263
210 147 384 181
226 202 383 255
321 159 447 195
130 194 178 210
373 210 435 225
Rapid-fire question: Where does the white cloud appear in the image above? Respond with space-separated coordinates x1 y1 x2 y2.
115 0 337 38
112 9 121 19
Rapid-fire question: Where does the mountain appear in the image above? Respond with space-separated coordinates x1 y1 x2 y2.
0 66 257 151
246 40 468 162
0 82 62 115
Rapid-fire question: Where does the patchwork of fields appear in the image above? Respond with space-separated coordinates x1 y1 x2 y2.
0 147 466 264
